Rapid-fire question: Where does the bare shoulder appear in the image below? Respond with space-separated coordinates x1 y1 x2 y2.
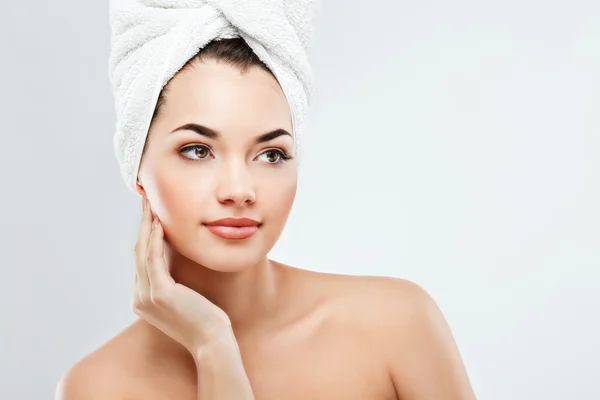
55 320 192 400
336 274 446 342
307 270 453 349
348 274 438 321
55 326 134 399
273 263 441 339
298 267 434 320
309 271 476 398
286 265 439 335
338 273 432 305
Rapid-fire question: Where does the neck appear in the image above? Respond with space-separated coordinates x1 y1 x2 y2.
163 242 286 336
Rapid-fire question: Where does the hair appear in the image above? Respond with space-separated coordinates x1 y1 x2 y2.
149 37 273 129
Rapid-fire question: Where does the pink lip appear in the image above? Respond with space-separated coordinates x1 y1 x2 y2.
204 217 260 227
203 217 261 240
204 225 259 240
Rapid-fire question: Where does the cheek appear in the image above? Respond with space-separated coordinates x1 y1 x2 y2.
262 171 297 224
148 160 297 243
152 166 209 229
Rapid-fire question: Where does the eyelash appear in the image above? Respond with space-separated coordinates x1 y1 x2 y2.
177 145 294 165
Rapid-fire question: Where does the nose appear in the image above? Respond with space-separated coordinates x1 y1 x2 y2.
215 159 256 206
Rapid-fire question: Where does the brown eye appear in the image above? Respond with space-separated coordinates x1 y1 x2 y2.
179 145 211 161
257 149 292 164
265 150 281 163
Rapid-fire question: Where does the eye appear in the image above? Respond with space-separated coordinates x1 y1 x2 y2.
257 149 293 164
178 145 212 161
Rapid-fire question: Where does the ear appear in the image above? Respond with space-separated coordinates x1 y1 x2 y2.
135 178 146 197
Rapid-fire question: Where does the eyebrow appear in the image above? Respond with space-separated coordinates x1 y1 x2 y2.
169 123 292 144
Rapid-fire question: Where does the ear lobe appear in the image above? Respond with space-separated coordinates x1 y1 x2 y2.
135 180 146 197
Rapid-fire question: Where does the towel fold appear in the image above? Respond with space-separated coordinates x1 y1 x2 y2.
108 0 319 193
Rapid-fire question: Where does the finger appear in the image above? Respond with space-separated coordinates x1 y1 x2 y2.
133 257 139 300
134 196 152 304
147 216 171 300
132 254 143 314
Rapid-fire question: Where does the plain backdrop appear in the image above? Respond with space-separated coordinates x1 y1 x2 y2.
1 1 598 399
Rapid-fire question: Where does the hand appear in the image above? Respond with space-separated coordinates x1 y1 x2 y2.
132 196 236 355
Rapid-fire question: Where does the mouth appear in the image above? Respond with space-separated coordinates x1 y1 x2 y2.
203 217 261 240
203 225 260 240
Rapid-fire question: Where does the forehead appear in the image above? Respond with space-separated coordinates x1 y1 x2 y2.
160 60 292 136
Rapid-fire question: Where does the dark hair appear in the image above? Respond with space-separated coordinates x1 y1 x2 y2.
149 38 273 128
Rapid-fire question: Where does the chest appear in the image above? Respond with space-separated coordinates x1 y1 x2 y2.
130 299 398 399
236 325 396 400
130 336 395 400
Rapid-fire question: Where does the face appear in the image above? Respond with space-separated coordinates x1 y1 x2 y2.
136 59 297 272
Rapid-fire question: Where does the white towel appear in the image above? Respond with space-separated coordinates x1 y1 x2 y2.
108 0 320 193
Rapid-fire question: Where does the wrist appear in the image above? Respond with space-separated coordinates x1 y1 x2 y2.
193 330 241 363
193 338 255 399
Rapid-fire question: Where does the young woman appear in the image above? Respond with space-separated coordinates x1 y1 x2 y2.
56 38 477 400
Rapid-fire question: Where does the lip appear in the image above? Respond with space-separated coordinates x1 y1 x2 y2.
204 217 260 227
203 218 261 240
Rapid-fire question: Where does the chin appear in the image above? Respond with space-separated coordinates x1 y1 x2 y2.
182 236 271 273
166 224 278 272
192 250 266 273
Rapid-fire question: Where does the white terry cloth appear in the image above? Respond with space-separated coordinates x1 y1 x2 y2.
108 0 320 193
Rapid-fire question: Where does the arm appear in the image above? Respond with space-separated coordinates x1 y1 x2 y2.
132 198 254 399
381 279 477 400
193 333 255 400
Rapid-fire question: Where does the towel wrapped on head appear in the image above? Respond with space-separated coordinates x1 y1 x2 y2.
108 0 320 193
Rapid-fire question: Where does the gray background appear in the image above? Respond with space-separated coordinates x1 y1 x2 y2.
1 1 599 399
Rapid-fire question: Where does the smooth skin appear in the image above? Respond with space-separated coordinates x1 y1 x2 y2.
56 59 477 399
